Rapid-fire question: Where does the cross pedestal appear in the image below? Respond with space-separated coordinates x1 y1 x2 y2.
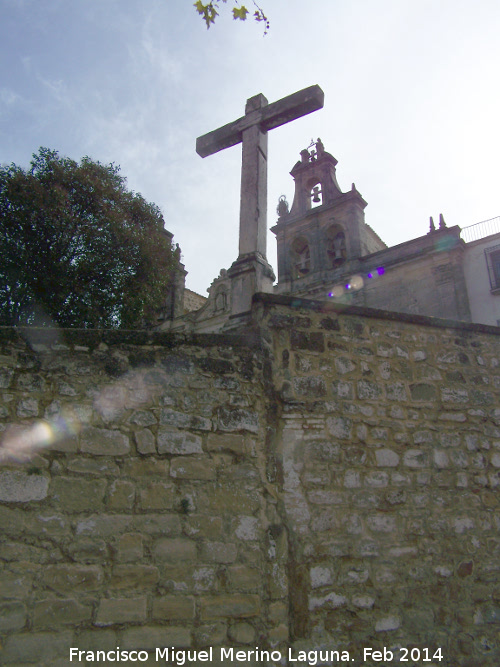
196 85 324 325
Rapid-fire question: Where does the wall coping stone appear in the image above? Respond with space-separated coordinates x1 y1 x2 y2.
0 327 263 350
252 292 500 336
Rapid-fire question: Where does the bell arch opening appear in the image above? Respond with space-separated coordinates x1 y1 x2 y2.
291 236 311 278
326 225 347 268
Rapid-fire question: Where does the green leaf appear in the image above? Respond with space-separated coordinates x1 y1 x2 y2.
232 5 249 20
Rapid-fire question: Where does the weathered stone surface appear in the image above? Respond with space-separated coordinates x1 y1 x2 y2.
135 427 156 454
33 598 92 628
80 426 130 455
42 564 104 591
1 630 73 664
153 538 197 562
0 470 49 502
157 427 203 455
216 406 259 433
50 476 107 512
121 626 191 649
152 595 195 620
95 597 147 625
199 594 261 620
206 433 246 454
110 564 159 589
0 601 27 632
170 456 216 480
0 307 499 666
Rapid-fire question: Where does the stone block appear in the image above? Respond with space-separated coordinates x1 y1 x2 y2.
228 621 256 644
233 516 260 541
135 428 156 454
160 408 211 430
95 597 147 626
122 458 170 476
226 566 261 592
357 379 383 399
33 598 92 628
107 480 135 510
334 356 356 374
207 433 246 454
403 450 428 468
375 449 399 467
199 594 261 620
110 564 159 589
386 382 407 401
67 457 120 475
42 564 104 591
80 426 130 455
77 629 118 652
16 397 39 417
1 631 73 664
129 410 157 426
122 626 191 650
184 515 223 539
375 615 401 632
170 456 216 480
76 513 133 537
67 538 108 563
201 541 238 563
139 481 175 510
216 407 259 433
153 538 197 561
208 486 261 514
133 513 181 536
410 383 437 401
157 427 203 455
292 376 326 397
0 571 33 599
367 514 397 533
0 470 49 502
116 533 144 562
152 595 195 620
291 330 324 352
194 622 227 646
0 601 27 632
51 476 107 512
326 416 352 439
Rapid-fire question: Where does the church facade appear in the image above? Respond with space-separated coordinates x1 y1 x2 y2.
160 139 498 332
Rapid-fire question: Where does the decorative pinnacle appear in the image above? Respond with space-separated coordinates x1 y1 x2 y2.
429 216 436 233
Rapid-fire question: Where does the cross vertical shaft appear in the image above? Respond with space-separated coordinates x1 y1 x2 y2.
239 94 268 258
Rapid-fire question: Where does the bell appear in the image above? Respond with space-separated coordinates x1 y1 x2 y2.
312 186 321 203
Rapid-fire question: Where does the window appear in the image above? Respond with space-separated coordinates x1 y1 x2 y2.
485 245 500 291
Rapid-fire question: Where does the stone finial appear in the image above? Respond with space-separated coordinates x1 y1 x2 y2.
300 149 310 164
439 213 447 229
429 216 436 233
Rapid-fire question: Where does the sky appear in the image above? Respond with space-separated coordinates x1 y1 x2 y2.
1 0 500 297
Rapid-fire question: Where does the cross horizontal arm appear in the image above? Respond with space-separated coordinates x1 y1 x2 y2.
260 84 324 132
196 85 324 158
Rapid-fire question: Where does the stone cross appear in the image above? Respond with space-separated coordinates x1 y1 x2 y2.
196 85 324 261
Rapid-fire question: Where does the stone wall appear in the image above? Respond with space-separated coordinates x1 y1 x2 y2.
1 297 500 666
256 294 500 665
0 327 283 666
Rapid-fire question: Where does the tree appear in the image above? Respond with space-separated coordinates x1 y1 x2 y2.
194 0 269 33
0 148 175 329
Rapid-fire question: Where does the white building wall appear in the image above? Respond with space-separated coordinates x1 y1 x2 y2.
463 232 500 326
